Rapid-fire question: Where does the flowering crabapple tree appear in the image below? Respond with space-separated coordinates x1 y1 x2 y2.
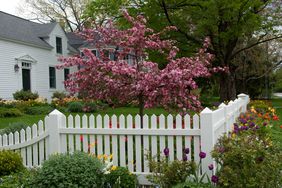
58 11 222 125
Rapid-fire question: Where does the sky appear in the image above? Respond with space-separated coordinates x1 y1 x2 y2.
0 0 22 16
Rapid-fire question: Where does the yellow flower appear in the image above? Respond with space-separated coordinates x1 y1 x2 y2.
97 154 102 159
103 154 108 160
109 154 113 160
111 166 117 171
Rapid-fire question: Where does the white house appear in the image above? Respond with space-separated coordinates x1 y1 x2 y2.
0 11 78 101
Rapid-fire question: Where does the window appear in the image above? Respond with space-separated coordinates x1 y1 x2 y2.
56 37 62 54
91 50 97 56
49 67 56 89
64 68 70 81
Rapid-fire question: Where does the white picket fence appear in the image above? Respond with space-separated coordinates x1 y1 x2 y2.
0 94 249 185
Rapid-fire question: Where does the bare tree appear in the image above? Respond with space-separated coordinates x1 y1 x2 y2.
18 0 89 31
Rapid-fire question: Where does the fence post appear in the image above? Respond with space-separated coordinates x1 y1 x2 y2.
237 93 249 112
200 107 214 178
47 109 64 155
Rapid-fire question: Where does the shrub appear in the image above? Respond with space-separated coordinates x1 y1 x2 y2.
0 108 23 118
24 106 53 115
173 182 212 188
147 152 196 188
0 122 28 135
51 91 67 100
83 102 97 113
29 152 105 187
0 168 36 188
68 101 84 112
212 131 282 187
13 90 39 101
105 166 138 188
0 150 24 177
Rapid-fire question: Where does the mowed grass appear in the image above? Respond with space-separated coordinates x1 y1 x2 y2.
270 98 282 150
0 107 170 130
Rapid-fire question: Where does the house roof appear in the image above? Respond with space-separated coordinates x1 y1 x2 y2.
0 11 55 49
66 32 85 50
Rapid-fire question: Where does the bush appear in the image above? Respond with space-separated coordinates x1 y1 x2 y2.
0 108 23 118
105 166 138 188
13 90 39 101
51 91 67 100
0 150 24 177
173 182 212 188
212 130 282 187
83 102 97 113
147 152 196 188
68 101 84 112
0 122 28 135
0 169 36 188
29 152 105 187
24 106 53 115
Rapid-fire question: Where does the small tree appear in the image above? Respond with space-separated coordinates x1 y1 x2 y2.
58 11 220 122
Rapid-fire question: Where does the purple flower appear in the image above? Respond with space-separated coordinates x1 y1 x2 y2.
183 155 188 161
208 164 214 170
239 118 247 124
263 122 267 126
248 122 255 128
183 148 190 154
163 147 169 157
218 147 225 153
211 175 219 183
199 151 206 159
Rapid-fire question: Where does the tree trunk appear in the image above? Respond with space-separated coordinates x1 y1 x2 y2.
219 72 237 102
138 94 144 128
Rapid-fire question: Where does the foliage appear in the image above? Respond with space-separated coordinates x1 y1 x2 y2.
0 122 28 135
13 90 39 101
58 11 221 115
173 182 212 188
67 101 84 112
274 67 282 92
0 169 37 188
0 150 25 177
0 108 23 118
105 166 137 188
212 119 282 187
147 152 196 188
82 102 97 113
23 106 53 115
51 91 67 100
29 152 105 187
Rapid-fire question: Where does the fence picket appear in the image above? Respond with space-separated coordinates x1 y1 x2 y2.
127 115 134 171
193 114 200 164
26 127 32 167
159 115 165 155
111 115 118 166
75 115 81 151
96 115 103 156
14 131 19 145
61 115 67 153
3 134 7 146
68 115 74 154
176 115 182 160
167 114 174 161
135 115 142 172
8 133 13 146
38 121 44 164
143 115 149 172
20 129 26 166
0 135 2 147
82 115 88 153
184 114 191 160
119 115 126 167
44 116 50 159
89 115 95 154
32 124 38 166
104 115 110 155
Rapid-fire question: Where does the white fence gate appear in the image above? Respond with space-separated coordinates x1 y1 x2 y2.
0 94 249 185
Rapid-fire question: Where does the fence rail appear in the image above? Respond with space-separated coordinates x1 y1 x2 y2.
0 94 249 185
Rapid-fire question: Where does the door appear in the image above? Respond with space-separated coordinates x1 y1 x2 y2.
22 69 31 91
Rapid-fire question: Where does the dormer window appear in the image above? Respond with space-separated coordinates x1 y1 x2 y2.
56 37 62 54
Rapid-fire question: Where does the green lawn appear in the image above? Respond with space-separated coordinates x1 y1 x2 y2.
270 98 282 149
0 107 170 130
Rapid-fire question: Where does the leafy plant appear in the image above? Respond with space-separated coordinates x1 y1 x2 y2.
147 151 196 188
0 107 23 118
13 90 39 101
23 106 53 115
29 152 105 187
0 150 25 177
105 166 138 188
212 131 282 187
0 168 36 188
0 122 28 135
173 182 212 188
83 102 97 113
67 101 84 112
51 91 67 100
